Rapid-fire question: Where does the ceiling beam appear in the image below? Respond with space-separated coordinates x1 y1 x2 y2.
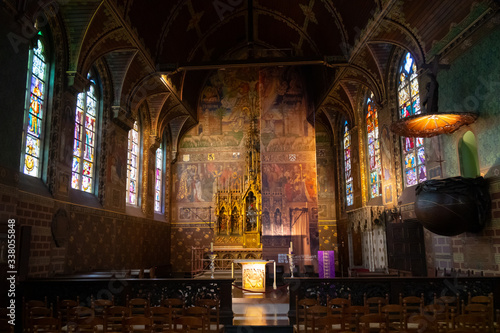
157 56 348 73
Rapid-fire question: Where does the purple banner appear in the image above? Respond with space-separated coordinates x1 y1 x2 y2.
318 251 335 278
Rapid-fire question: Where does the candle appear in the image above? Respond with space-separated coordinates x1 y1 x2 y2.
211 242 213 253
290 241 293 254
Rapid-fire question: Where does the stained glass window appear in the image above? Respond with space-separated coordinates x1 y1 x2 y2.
72 72 98 193
127 121 139 205
398 52 426 186
366 93 381 198
154 144 163 212
343 120 353 206
22 32 47 177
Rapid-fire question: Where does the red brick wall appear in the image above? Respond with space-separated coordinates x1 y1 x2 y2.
428 176 500 276
0 183 171 278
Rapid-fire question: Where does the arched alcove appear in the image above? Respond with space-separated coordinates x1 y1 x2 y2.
459 131 479 178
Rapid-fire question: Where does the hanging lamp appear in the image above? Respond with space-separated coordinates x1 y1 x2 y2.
390 59 477 138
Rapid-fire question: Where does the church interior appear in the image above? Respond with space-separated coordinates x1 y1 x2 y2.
1 0 500 331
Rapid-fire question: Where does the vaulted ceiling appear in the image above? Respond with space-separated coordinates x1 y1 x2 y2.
10 0 500 145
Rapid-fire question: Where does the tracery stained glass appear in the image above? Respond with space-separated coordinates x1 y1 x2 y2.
343 121 353 206
72 75 98 193
23 34 47 177
366 94 381 198
127 121 139 205
154 145 163 212
398 52 427 186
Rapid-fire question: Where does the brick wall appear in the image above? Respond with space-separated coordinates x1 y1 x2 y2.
0 182 171 278
429 175 500 276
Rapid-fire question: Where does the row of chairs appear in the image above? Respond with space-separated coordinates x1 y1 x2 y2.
22 295 223 333
22 314 209 333
296 292 498 332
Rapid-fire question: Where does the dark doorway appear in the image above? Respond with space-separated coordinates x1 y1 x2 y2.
386 219 427 276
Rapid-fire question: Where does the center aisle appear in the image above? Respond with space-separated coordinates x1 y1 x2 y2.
231 286 290 326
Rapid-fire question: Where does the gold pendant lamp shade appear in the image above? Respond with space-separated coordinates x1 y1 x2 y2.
390 112 478 138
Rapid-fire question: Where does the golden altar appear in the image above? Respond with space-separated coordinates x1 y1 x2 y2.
232 259 276 293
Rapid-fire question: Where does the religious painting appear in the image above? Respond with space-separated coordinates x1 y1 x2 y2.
173 162 244 203
180 68 258 148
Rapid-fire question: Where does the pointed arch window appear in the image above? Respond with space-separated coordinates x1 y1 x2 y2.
72 72 99 193
343 120 353 206
398 52 427 186
127 121 140 205
154 143 163 212
22 31 48 177
366 93 381 198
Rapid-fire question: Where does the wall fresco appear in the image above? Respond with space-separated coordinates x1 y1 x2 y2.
172 67 321 272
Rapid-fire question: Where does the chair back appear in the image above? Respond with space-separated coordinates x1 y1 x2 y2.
173 316 205 333
123 316 154 333
31 316 62 333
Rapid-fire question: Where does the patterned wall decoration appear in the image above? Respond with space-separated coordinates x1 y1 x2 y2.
66 205 170 273
315 122 337 252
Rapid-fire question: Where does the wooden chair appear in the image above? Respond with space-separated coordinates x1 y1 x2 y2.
161 298 185 320
405 314 438 333
306 305 330 332
313 315 346 333
296 297 319 333
123 316 154 333
467 293 494 329
452 313 488 332
196 298 223 332
24 297 49 327
150 306 172 332
57 297 79 326
74 316 107 333
363 294 388 314
92 296 114 318
423 303 449 331
401 294 424 316
30 316 62 333
107 305 131 332
358 313 387 333
434 294 460 320
381 304 405 331
28 307 55 330
185 306 210 331
344 305 369 332
127 297 150 317
173 316 205 333
327 297 351 317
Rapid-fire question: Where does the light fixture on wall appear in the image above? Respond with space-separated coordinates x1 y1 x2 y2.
390 63 477 138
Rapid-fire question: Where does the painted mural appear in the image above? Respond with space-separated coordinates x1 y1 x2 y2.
180 68 258 148
259 67 319 269
172 67 320 272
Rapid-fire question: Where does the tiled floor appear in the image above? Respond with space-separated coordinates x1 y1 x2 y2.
232 286 290 326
